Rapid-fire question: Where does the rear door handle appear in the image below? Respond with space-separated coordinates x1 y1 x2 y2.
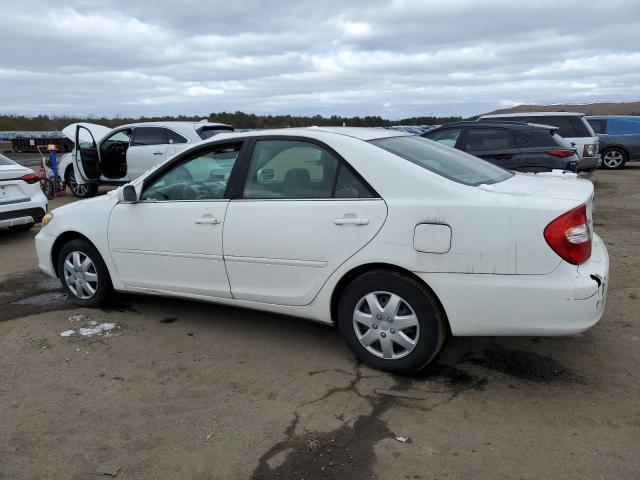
194 217 221 225
334 218 369 226
153 152 164 156
494 154 512 160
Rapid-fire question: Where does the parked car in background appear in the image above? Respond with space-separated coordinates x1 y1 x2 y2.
0 153 47 231
423 121 580 172
59 121 234 198
586 115 640 169
36 127 608 373
478 112 600 171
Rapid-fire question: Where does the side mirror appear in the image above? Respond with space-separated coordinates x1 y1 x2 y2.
118 184 138 203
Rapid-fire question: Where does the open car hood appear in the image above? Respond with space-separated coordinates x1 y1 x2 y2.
62 122 112 144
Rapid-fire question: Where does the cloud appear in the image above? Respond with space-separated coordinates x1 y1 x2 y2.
0 0 639 118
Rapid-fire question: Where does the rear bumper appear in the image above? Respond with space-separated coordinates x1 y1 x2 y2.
577 155 601 171
0 199 47 228
416 234 609 336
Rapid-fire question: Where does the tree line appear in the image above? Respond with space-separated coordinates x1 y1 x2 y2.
0 112 462 131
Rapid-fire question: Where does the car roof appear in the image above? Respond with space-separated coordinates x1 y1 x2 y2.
585 115 640 119
210 126 408 142
431 120 558 131
481 112 585 118
120 121 232 129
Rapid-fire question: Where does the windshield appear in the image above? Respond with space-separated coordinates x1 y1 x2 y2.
0 153 17 166
370 136 513 186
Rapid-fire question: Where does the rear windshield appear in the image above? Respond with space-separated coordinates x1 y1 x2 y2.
198 127 234 140
370 136 513 186
0 153 17 166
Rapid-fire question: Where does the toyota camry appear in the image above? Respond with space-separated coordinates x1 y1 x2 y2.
35 127 609 373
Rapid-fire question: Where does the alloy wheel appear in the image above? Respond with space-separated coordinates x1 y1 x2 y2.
352 291 420 360
67 170 89 197
602 150 624 169
63 251 99 300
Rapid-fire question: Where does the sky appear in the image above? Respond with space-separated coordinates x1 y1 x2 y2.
1 0 639 119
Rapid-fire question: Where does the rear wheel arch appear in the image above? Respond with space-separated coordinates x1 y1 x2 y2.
329 263 451 334
601 145 629 157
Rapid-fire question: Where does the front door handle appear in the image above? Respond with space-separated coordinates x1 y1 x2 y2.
194 217 221 225
153 152 164 156
334 217 369 226
494 154 512 160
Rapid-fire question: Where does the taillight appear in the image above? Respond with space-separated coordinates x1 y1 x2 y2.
544 204 591 265
546 149 575 158
583 144 595 157
21 173 40 184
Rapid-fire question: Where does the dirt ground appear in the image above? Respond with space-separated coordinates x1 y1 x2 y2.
1 162 639 480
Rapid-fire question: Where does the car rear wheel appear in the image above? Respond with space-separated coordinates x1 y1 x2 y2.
601 148 627 170
337 270 447 373
57 239 112 307
66 168 98 198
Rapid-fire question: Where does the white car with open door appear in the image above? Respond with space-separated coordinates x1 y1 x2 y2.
58 121 233 198
0 153 48 231
35 128 609 373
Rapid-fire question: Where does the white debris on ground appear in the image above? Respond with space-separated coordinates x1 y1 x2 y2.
59 314 120 338
79 323 115 337
394 435 410 443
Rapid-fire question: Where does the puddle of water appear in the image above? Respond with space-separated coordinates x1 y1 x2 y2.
13 291 69 306
462 346 584 383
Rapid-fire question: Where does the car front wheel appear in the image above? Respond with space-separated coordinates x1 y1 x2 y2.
337 270 447 373
57 239 112 307
66 168 98 198
601 148 627 170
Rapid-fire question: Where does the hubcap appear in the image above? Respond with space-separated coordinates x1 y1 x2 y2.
603 150 623 168
63 251 98 300
352 291 420 360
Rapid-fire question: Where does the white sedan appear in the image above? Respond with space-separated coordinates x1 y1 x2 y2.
0 153 48 231
35 128 609 373
58 121 233 198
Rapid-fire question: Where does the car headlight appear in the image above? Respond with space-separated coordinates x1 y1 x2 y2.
42 212 54 226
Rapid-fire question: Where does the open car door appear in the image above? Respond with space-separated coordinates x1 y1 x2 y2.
61 123 112 184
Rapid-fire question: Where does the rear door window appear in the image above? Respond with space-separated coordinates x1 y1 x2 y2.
132 127 168 146
167 129 188 144
465 128 516 150
606 117 640 135
587 119 606 134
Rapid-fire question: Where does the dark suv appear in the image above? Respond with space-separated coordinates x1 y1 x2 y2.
422 121 580 172
586 115 640 169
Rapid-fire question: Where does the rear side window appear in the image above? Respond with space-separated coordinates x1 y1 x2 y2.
198 126 234 140
465 128 516 150
0 153 16 165
167 129 188 144
543 117 578 137
372 136 513 186
132 127 168 146
587 119 606 134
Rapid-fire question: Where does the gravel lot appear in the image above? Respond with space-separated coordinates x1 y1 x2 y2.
1 160 639 479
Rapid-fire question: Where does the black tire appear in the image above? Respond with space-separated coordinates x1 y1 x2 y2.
337 270 447 374
66 168 98 198
8 222 35 232
39 177 54 199
600 148 627 170
57 238 113 307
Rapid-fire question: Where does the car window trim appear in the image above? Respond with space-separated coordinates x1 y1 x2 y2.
229 135 381 201
139 139 249 202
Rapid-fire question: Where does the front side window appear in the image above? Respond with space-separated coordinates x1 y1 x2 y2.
371 135 513 186
133 127 168 146
425 128 462 148
140 144 241 201
243 140 339 199
465 128 516 150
